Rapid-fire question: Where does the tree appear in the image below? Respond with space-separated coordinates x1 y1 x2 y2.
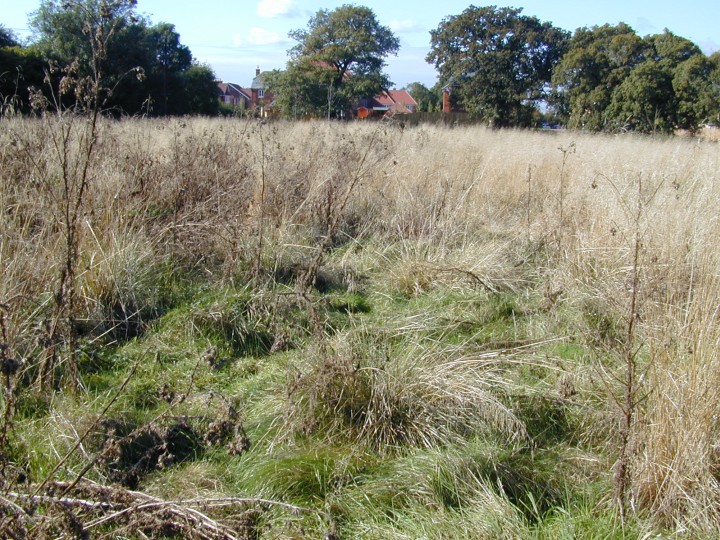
1 25 45 113
265 65 330 119
30 0 138 70
405 82 440 112
427 6 569 127
606 60 676 133
142 22 193 115
179 62 219 116
645 30 711 132
0 24 20 48
648 29 701 66
28 1 217 116
673 55 718 130
551 23 647 130
553 24 714 133
271 5 399 118
30 0 142 112
709 52 720 125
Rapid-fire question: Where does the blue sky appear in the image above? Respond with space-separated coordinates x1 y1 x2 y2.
4 0 719 88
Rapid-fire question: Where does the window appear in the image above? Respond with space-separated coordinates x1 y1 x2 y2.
258 88 264 98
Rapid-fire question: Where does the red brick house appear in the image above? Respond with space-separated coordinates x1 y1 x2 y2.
217 67 275 116
250 67 274 117
217 82 251 108
355 89 418 118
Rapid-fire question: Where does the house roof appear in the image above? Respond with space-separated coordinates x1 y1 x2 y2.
217 82 251 100
251 73 271 90
387 90 417 108
364 90 418 114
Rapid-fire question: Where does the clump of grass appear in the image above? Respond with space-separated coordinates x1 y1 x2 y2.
283 326 526 452
78 228 181 341
333 446 528 539
188 287 276 358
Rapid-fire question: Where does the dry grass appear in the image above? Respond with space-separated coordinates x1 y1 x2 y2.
282 328 528 452
3 116 720 535
635 263 720 533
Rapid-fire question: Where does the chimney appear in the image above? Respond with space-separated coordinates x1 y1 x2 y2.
256 66 260 76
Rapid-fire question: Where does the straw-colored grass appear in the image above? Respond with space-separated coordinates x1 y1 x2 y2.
2 116 720 538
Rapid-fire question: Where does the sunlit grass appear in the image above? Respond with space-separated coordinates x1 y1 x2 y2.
2 117 720 538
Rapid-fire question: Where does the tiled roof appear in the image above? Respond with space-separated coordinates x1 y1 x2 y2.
387 89 417 107
364 90 418 113
217 83 250 99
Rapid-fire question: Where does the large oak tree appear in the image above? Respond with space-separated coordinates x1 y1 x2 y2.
427 6 569 127
553 25 718 132
269 5 399 118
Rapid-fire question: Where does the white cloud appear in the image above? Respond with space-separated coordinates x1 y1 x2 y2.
233 27 285 47
389 19 423 33
257 0 296 18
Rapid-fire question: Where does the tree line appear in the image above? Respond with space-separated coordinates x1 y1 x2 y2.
2 2 719 132
269 5 720 133
0 0 218 116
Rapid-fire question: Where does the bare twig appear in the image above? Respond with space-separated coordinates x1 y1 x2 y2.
5 480 332 540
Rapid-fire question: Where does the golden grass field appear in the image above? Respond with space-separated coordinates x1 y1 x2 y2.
2 116 720 538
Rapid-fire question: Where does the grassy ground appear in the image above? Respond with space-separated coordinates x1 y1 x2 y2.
2 117 720 538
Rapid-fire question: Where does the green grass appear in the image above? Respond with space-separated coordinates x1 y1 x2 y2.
8 265 629 537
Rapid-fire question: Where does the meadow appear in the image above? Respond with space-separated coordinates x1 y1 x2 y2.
1 115 720 538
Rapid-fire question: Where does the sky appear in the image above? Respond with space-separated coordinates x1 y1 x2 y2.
3 0 719 89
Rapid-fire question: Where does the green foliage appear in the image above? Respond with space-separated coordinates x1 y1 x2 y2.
0 46 45 113
265 62 336 119
0 24 20 48
179 63 220 116
552 24 715 132
552 23 647 130
606 60 676 133
649 30 702 65
271 5 399 118
30 0 139 68
674 54 720 129
427 6 569 126
711 53 720 125
25 0 217 116
405 81 440 112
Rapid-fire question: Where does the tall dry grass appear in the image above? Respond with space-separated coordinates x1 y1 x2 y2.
2 116 720 532
635 260 720 533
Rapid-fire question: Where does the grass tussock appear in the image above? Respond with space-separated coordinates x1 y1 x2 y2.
2 116 720 538
283 328 527 452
